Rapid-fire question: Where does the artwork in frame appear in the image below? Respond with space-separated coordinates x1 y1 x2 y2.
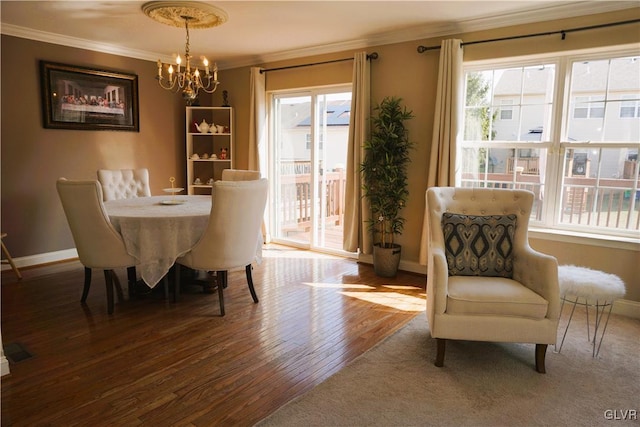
40 61 139 131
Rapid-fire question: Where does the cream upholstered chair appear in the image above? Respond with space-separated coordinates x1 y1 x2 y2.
56 178 137 314
175 179 268 316
97 168 151 201
221 169 261 181
425 187 560 373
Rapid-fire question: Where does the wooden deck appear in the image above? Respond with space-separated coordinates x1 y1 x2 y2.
1 245 426 426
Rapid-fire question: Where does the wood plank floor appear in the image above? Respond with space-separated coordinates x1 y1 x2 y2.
1 245 426 426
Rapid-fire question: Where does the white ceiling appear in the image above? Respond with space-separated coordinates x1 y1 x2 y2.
1 1 637 69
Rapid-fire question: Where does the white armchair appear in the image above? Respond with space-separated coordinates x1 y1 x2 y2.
425 187 560 373
56 178 137 314
97 168 151 201
176 179 269 316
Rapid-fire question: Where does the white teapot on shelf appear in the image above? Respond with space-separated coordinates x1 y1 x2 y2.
195 119 210 134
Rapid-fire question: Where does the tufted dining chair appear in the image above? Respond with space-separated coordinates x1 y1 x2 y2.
175 179 268 316
97 168 151 201
56 178 137 314
221 168 261 181
424 187 560 373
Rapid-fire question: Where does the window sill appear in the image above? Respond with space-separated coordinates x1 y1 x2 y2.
529 227 640 251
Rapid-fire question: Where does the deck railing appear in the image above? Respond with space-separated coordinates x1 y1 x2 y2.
461 173 639 231
278 168 346 233
276 164 638 234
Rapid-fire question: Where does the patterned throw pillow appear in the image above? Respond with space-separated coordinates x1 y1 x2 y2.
442 213 517 278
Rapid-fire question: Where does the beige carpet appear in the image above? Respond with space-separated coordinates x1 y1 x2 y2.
258 309 640 426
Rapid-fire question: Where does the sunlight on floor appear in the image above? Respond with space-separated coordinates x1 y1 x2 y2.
262 246 342 259
301 281 425 312
302 282 375 290
340 291 425 312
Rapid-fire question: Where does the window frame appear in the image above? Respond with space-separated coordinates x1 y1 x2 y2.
460 46 640 241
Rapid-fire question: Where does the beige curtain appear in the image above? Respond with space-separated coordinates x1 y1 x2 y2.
419 39 463 265
343 52 371 254
249 67 269 241
249 67 267 173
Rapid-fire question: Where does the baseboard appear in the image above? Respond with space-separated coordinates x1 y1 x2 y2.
613 299 640 319
0 355 9 377
0 248 78 271
358 253 427 276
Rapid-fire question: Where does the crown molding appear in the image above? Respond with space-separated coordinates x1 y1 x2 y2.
1 2 637 70
0 23 175 64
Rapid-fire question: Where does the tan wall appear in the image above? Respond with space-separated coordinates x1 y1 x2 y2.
1 9 639 301
1 35 191 256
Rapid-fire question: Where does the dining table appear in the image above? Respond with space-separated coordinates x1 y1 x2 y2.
104 194 211 288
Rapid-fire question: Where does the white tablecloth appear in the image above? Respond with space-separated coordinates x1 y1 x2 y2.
105 195 211 288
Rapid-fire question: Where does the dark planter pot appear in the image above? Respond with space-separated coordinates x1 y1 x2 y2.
373 243 401 277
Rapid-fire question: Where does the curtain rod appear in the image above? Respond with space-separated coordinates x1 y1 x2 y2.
417 18 640 53
260 52 378 74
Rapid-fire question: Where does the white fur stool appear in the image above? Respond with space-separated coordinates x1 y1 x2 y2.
555 265 626 357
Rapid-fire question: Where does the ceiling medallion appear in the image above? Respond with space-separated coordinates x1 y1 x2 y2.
143 1 228 103
142 1 228 29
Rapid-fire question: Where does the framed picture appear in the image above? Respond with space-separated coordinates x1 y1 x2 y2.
40 61 139 131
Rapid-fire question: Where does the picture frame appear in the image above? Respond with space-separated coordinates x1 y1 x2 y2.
40 61 139 131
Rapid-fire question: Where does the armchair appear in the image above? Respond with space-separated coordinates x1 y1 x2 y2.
425 187 560 373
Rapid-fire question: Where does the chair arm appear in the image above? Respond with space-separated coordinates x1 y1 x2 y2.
514 246 560 320
427 246 449 317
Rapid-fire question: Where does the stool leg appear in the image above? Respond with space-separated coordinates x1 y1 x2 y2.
555 296 578 354
1 239 22 280
585 297 591 342
593 300 614 358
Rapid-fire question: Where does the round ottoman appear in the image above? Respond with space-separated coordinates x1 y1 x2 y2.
555 265 626 357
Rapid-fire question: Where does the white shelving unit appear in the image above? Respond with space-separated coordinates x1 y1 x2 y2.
185 106 234 195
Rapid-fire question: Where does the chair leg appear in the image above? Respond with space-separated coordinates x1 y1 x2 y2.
435 338 446 367
104 270 115 315
217 270 226 316
112 272 125 303
127 266 137 296
535 344 547 374
1 235 22 280
245 264 259 303
81 267 92 302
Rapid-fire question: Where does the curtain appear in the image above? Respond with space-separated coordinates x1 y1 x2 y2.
419 39 463 265
249 67 266 173
249 67 269 242
343 52 371 254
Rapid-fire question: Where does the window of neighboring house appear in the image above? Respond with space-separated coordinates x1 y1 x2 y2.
620 94 639 118
460 50 640 239
500 99 514 120
573 95 605 118
305 133 324 149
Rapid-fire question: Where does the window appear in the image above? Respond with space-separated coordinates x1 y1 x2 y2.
573 95 605 119
500 99 514 120
620 94 639 118
460 50 640 238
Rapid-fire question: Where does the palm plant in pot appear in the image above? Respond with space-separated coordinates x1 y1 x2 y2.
361 96 414 277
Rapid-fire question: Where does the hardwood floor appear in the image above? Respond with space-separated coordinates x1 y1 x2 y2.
1 245 426 426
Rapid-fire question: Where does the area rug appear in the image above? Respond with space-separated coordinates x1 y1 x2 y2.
257 309 640 426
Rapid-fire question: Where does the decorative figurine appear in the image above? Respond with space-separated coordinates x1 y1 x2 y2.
222 90 230 107
219 148 228 160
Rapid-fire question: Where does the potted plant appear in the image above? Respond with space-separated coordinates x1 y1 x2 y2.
361 96 414 277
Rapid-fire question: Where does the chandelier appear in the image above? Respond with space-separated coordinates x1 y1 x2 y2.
143 1 228 103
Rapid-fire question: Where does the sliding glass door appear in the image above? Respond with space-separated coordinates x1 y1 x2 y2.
270 86 352 254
